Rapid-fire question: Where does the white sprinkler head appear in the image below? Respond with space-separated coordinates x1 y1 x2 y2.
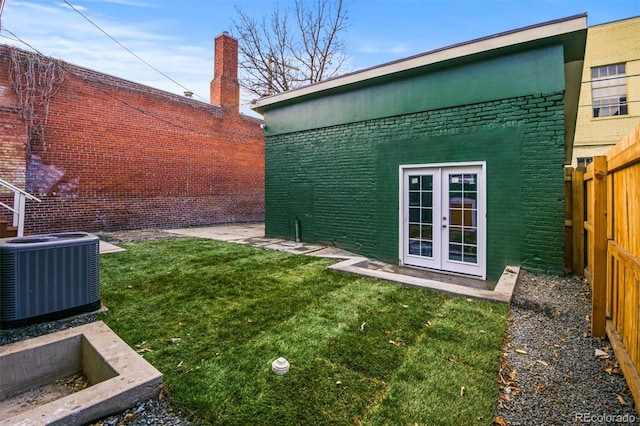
271 357 290 375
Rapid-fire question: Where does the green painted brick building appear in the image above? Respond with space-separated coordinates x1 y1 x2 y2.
253 15 587 281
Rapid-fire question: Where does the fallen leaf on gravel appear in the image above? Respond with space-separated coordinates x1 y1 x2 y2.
536 360 548 366
602 360 621 375
515 349 527 355
508 370 517 381
617 395 627 405
492 416 508 426
595 349 609 359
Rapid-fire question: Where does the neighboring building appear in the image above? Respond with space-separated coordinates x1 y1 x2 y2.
572 15 640 167
252 15 587 281
0 33 264 233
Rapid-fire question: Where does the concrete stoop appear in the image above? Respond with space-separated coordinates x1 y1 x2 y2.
329 258 519 304
0 321 162 425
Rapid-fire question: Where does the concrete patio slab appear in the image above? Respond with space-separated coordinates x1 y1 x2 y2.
99 240 125 254
165 223 265 241
328 258 519 304
104 223 519 303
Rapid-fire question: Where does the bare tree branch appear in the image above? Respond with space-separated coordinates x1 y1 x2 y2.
232 0 349 98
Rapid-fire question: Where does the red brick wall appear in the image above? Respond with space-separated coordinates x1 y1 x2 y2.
0 45 264 233
0 82 27 190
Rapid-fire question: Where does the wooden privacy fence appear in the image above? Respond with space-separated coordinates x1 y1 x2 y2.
565 124 640 410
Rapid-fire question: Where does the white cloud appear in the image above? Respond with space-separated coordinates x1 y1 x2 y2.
357 43 411 55
1 0 215 103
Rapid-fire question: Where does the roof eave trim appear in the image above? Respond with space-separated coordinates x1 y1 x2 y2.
252 13 587 111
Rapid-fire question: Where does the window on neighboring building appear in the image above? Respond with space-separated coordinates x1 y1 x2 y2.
591 63 628 118
577 157 593 168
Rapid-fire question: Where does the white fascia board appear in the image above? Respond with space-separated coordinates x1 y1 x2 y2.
252 14 587 111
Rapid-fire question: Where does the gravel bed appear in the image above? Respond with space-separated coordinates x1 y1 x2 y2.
1 234 637 425
495 270 637 425
94 229 183 244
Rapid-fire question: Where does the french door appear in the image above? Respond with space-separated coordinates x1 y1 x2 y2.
401 163 486 278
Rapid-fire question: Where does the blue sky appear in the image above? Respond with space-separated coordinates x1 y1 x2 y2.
1 0 638 115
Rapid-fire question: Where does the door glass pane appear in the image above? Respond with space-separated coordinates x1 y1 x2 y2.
421 241 433 257
409 176 420 190
422 191 433 207
409 208 420 222
463 228 477 244
449 243 462 261
409 192 420 206
421 225 433 239
449 174 463 191
409 239 421 255
448 173 478 264
463 174 477 191
422 175 433 190
449 226 463 243
465 191 478 201
463 245 477 263
421 208 433 223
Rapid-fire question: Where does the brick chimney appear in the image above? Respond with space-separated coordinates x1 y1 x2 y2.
210 31 239 111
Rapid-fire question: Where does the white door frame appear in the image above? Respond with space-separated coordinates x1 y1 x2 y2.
399 162 487 279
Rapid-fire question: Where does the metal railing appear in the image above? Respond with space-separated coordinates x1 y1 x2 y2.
0 178 41 237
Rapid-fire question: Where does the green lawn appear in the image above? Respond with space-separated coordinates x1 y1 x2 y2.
99 238 508 425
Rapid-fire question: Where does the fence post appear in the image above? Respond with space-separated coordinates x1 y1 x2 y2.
591 156 607 338
571 168 585 277
564 167 573 273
